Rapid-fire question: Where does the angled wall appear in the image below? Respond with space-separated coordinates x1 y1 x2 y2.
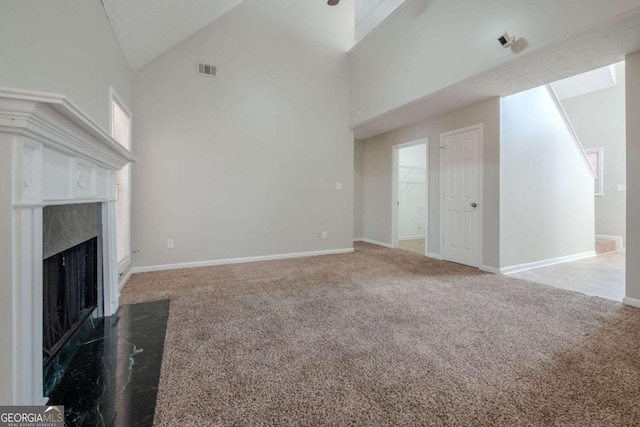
500 86 595 270
131 0 355 269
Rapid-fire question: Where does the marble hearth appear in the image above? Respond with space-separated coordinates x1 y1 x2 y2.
0 88 137 405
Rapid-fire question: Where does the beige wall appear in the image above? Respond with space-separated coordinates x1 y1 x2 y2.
626 51 640 301
500 86 595 269
358 98 500 268
354 140 363 239
131 0 355 268
0 0 133 130
562 63 627 248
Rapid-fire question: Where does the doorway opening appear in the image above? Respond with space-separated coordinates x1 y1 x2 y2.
501 61 626 301
392 140 428 256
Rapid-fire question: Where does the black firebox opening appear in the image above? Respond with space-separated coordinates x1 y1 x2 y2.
43 237 98 366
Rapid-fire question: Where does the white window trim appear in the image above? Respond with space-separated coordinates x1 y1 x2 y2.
586 147 604 196
109 87 133 273
110 87 133 136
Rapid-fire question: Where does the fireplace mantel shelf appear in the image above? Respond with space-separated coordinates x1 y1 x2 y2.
0 87 137 167
0 87 134 406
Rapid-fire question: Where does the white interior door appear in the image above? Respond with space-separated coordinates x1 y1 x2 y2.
441 128 480 267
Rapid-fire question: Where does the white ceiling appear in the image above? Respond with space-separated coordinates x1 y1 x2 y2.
102 0 395 69
102 0 245 71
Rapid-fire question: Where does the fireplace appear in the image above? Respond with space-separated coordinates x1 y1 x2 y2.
43 237 98 363
41 203 103 395
0 88 137 405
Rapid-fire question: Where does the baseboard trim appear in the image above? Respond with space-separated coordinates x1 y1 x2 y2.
480 265 500 274
131 248 355 274
354 238 394 249
596 234 625 251
119 269 133 290
399 235 425 241
427 252 443 260
501 251 596 275
623 297 640 308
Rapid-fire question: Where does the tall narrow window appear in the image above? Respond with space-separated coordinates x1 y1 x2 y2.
111 90 132 269
586 147 604 196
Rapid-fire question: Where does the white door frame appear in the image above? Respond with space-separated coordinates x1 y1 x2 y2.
392 138 429 255
439 124 484 267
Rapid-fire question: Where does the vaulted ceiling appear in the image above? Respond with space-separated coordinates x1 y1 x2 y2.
355 0 407 41
356 0 387 24
101 0 245 71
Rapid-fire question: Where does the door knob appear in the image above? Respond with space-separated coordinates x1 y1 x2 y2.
471 203 478 208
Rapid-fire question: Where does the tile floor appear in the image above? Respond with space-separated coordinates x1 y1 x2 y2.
510 252 625 302
398 239 425 255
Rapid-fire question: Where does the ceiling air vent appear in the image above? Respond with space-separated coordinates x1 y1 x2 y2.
196 62 217 78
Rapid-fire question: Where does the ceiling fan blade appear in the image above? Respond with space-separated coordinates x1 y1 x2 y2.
327 0 340 5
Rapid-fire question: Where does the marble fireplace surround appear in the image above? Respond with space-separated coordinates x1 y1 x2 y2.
0 88 137 405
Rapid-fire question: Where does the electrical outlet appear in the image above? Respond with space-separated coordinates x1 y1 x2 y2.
321 231 328 239
335 183 343 190
167 239 174 249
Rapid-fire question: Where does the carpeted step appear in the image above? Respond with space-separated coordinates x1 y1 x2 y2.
596 239 617 254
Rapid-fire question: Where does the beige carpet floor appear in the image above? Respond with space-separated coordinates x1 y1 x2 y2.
122 243 640 426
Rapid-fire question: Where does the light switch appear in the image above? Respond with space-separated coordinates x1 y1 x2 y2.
335 183 343 190
617 184 627 192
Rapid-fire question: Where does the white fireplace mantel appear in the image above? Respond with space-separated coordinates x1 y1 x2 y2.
0 88 137 405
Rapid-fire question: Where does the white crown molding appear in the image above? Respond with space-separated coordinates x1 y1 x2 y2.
131 248 355 274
